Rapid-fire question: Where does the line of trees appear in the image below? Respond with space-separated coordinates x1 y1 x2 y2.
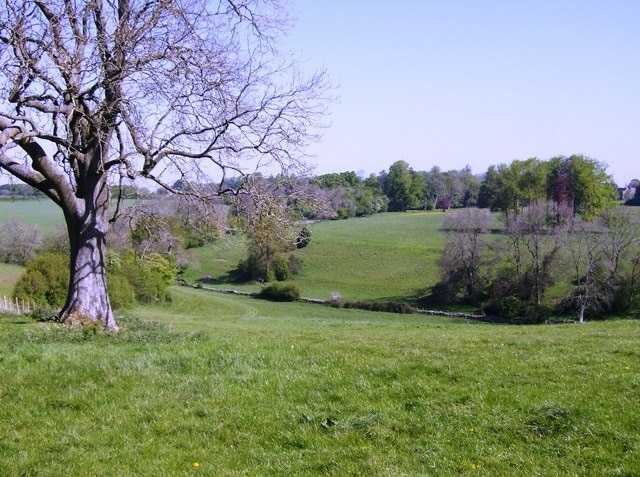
436 204 640 322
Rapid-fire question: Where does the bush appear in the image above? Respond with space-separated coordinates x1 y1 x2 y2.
269 255 290 281
233 254 265 282
106 272 136 310
296 227 312 248
120 253 178 303
13 252 69 308
13 250 177 311
257 282 301 302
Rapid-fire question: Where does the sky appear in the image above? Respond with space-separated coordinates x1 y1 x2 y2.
284 0 640 186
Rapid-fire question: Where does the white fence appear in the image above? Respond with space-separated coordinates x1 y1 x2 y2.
0 296 35 314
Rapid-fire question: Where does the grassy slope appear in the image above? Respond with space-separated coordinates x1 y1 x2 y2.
1 287 640 475
184 211 446 302
1 207 640 474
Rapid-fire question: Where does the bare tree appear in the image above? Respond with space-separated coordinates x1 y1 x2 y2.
507 201 565 305
440 208 494 301
566 221 607 323
0 0 328 329
598 208 640 287
0 219 43 264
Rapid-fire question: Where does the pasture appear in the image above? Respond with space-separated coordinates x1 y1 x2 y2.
184 211 447 303
1 204 640 474
0 198 63 232
1 286 640 475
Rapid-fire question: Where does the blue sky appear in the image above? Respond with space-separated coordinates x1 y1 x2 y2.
285 0 640 186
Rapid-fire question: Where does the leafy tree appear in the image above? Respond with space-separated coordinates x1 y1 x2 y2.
0 0 327 329
547 155 617 221
233 178 298 281
312 171 360 189
459 166 481 207
384 161 413 211
424 166 448 210
409 169 427 209
478 159 547 224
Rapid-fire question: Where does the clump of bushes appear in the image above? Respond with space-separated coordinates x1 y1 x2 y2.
13 252 68 308
13 250 178 312
234 253 304 283
257 282 301 302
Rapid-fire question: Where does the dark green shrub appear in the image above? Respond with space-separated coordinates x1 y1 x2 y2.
500 296 526 319
233 254 265 282
120 253 178 303
270 255 290 281
107 272 136 310
258 282 301 302
13 252 68 308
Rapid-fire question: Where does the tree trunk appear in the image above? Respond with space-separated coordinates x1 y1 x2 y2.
57 204 118 331
578 303 585 324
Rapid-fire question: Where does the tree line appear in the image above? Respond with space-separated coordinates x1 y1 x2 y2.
436 204 640 323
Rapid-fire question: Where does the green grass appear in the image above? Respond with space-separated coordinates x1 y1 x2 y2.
184 211 446 302
0 198 64 233
0 263 23 297
2 206 640 474
1 286 640 475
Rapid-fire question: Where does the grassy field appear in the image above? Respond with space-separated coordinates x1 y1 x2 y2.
0 198 64 232
2 205 640 474
184 211 447 303
1 286 640 475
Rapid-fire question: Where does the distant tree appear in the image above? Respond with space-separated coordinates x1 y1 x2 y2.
507 201 565 305
625 183 640 206
547 155 617 221
424 166 448 210
478 159 546 225
459 166 481 207
439 208 494 302
384 161 413 211
0 220 42 264
409 169 427 209
312 171 360 189
0 182 43 197
234 178 299 281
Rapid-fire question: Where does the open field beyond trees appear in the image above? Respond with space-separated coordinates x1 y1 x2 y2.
184 211 446 303
2 203 640 474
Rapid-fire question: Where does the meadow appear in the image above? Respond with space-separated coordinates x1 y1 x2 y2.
1 286 639 475
184 211 446 303
0 198 63 232
1 203 640 475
